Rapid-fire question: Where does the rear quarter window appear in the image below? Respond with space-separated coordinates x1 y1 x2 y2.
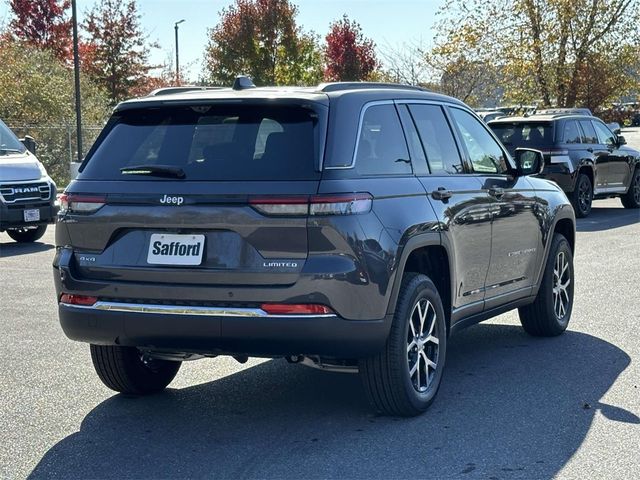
562 120 582 144
354 104 411 176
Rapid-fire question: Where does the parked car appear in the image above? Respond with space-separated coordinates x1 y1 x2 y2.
478 111 505 123
55 79 576 416
489 114 640 217
536 108 592 116
0 119 58 242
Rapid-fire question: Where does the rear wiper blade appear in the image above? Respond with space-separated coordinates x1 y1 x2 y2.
120 164 186 179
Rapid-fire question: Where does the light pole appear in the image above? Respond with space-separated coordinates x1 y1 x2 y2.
174 19 185 85
71 0 83 162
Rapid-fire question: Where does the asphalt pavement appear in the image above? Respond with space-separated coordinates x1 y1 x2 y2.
1 130 639 479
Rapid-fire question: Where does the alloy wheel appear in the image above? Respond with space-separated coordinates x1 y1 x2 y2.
578 179 591 214
552 251 571 319
407 299 440 392
633 173 640 204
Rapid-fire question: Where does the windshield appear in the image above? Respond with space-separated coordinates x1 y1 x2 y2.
80 104 324 181
0 119 26 156
489 122 554 149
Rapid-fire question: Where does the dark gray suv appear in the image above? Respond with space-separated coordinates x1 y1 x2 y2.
54 80 576 416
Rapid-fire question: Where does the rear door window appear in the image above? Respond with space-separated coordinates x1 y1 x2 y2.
80 104 323 181
354 104 411 176
579 120 598 144
408 104 463 174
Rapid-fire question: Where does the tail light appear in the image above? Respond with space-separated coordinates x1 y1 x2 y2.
59 294 98 306
249 196 309 216
260 303 335 315
250 193 372 216
59 193 106 213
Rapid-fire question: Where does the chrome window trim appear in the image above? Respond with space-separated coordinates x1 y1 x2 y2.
61 301 338 318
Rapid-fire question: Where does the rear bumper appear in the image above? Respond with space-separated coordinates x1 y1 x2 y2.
0 202 58 230
58 301 391 358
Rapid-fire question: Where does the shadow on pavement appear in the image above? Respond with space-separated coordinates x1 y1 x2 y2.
29 325 636 479
0 241 53 258
576 205 640 232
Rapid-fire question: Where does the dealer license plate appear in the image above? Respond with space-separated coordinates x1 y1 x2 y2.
147 234 205 266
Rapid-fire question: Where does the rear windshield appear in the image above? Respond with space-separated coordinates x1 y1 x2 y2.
80 104 323 181
0 119 26 156
489 122 554 149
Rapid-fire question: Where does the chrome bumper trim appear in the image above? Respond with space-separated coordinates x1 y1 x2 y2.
60 301 337 318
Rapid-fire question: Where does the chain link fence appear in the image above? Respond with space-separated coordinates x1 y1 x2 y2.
7 124 104 187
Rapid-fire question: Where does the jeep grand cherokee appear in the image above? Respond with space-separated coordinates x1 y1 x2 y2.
54 79 576 416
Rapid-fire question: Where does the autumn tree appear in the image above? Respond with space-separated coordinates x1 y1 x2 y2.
204 0 323 86
324 15 379 82
8 0 72 61
83 0 157 104
0 36 109 185
432 0 640 109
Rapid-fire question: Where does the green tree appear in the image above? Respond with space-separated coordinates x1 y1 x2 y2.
432 0 640 109
204 0 323 86
83 0 157 104
0 36 109 185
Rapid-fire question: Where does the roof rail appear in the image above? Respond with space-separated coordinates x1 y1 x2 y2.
147 86 225 97
232 75 256 90
530 112 590 119
317 82 426 93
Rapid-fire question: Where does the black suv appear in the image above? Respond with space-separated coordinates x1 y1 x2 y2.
489 114 640 217
54 80 576 416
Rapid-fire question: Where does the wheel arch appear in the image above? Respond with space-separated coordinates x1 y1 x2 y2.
532 206 576 296
387 233 453 336
554 217 575 253
576 162 594 189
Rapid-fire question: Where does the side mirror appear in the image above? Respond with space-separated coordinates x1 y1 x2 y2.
514 148 544 176
20 135 37 155
617 135 626 146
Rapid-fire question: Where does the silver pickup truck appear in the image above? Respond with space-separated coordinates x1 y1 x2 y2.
0 119 58 242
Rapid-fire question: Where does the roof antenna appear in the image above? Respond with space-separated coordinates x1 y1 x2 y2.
232 75 256 90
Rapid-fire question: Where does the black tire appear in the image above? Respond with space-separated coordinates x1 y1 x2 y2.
620 167 640 209
359 273 447 417
519 233 574 337
90 345 181 395
7 225 47 243
570 173 592 218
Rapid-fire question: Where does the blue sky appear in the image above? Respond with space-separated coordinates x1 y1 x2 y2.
0 0 444 81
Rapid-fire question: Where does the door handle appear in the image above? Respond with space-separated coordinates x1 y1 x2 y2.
432 187 453 201
586 148 594 153
489 187 505 198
